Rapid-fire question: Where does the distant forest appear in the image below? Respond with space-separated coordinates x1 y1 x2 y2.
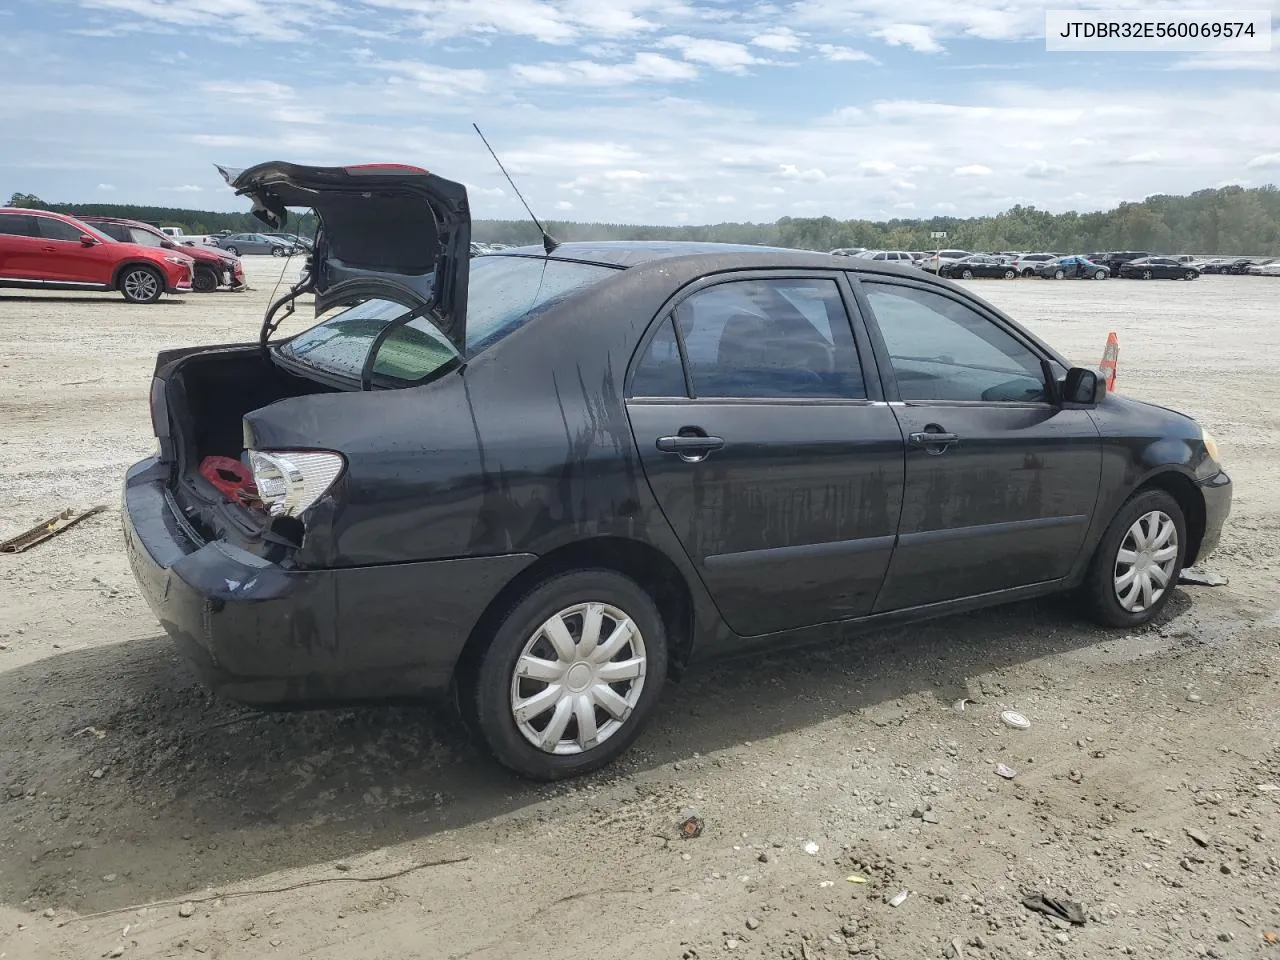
9 183 1280 255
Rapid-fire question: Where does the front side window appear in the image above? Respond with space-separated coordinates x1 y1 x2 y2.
672 277 866 399
862 282 1047 403
275 255 618 386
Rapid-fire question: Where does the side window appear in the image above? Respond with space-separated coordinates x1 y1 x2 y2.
631 316 687 397
128 228 164 247
35 217 84 242
862 282 1047 403
674 277 866 399
0 214 35 237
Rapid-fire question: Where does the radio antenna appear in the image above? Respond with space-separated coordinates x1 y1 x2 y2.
473 123 559 255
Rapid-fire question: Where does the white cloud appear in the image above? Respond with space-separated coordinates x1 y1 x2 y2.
1122 151 1162 164
1246 153 1280 169
858 160 896 174
1024 160 1067 179
512 52 697 84
97 183 116 191
751 27 802 52
874 23 941 53
954 164 993 176
659 35 763 73
361 59 490 94
816 44 877 63
777 164 827 182
555 200 575 210
934 202 957 212
160 184 203 193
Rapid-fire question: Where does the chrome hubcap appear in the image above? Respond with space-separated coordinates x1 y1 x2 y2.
1114 510 1178 613
510 602 646 756
124 270 158 300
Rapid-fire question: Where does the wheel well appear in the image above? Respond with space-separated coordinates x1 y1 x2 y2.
111 260 162 289
453 537 696 690
1138 471 1206 566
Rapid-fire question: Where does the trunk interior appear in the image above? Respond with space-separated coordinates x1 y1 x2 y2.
167 349 338 468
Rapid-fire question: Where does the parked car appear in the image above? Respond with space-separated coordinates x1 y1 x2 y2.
0 207 194 302
1118 257 1200 280
829 247 866 257
1012 253 1057 276
937 254 1017 279
81 216 245 293
264 232 312 253
1244 258 1279 275
1036 256 1110 280
918 249 972 273
1256 260 1280 277
855 250 916 263
121 161 1232 781
1096 251 1151 277
209 232 293 256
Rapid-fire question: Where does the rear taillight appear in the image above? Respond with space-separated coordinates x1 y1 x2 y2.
247 450 344 518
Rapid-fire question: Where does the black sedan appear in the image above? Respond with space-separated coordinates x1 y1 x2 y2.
936 255 1017 279
1118 257 1200 280
1036 256 1110 280
121 161 1232 781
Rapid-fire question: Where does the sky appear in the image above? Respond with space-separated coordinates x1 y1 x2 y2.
2 0 1279 225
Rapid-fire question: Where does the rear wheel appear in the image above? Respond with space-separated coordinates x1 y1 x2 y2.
192 266 219 293
1054 269 1066 280
1142 269 1153 280
960 269 974 279
1003 269 1015 279
119 265 163 304
1183 270 1196 280
1094 269 1108 280
1083 489 1186 628
271 246 286 257
470 569 667 780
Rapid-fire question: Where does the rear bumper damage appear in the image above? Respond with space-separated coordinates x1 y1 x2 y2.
122 457 535 706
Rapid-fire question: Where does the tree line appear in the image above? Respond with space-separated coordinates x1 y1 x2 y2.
10 183 1279 255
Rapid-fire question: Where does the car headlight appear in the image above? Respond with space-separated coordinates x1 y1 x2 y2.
164 255 192 266
1200 427 1221 463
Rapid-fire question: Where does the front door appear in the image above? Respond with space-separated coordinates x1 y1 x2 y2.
626 273 905 637
33 216 116 285
853 277 1102 611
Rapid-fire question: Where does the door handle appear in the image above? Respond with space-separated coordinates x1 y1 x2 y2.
42 246 57 252
909 430 959 454
656 435 725 454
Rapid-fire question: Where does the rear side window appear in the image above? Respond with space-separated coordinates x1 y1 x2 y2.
128 228 164 248
35 217 84 242
672 277 866 399
0 213 35 237
630 317 687 397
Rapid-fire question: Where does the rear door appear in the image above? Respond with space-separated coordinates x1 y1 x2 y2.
626 271 906 637
0 212 41 280
852 274 1101 611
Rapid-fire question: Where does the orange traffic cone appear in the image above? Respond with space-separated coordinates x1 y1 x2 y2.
1098 332 1119 392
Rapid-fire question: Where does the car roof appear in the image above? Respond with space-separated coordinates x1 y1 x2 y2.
497 240 818 267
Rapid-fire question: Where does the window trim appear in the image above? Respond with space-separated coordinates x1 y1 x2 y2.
0 213 38 238
847 272 1066 408
624 268 884 404
32 214 88 243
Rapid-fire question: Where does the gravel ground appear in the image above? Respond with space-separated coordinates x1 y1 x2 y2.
1 260 1278 960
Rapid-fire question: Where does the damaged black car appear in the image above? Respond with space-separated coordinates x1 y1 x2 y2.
123 161 1232 781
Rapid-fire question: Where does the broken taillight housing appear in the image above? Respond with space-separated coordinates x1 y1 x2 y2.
247 450 344 518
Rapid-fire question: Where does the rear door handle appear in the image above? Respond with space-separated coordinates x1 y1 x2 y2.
656 435 725 454
909 431 959 454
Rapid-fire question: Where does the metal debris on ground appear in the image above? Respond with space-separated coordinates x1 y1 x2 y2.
1021 892 1086 925
1 505 108 554
1178 569 1229 587
1000 710 1031 730
678 816 703 839
846 875 868 884
995 763 1017 780
887 890 909 907
952 698 971 713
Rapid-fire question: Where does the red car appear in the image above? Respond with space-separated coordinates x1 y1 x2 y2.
0 208 194 303
81 216 245 293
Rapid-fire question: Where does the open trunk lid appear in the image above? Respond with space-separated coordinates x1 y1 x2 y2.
217 161 472 352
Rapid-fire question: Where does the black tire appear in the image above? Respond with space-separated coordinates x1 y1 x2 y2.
1082 489 1187 628
469 569 668 781
118 265 164 304
271 246 286 257
960 269 974 280
1094 269 1108 280
1183 270 1196 280
1053 269 1066 280
1021 268 1035 277
224 245 239 256
1142 269 1153 280
1003 269 1016 279
192 266 219 293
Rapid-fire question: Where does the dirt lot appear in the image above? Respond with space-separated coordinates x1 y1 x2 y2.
1 259 1278 960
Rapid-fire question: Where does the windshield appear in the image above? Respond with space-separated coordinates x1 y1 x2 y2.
275 254 619 385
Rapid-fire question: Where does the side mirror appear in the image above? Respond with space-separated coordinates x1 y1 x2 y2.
79 234 98 246
1060 367 1106 407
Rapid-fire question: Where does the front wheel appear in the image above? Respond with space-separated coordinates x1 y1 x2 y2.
1094 269 1108 280
270 246 286 257
960 269 974 279
1183 270 1196 280
1082 489 1186 628
1003 269 1016 279
224 245 239 256
1054 269 1066 280
470 570 667 780
119 265 163 304
192 266 219 293
1142 269 1153 280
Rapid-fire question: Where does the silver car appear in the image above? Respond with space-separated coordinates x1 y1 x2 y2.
210 232 292 257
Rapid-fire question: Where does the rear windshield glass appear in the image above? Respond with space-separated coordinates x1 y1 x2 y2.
275 255 618 385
